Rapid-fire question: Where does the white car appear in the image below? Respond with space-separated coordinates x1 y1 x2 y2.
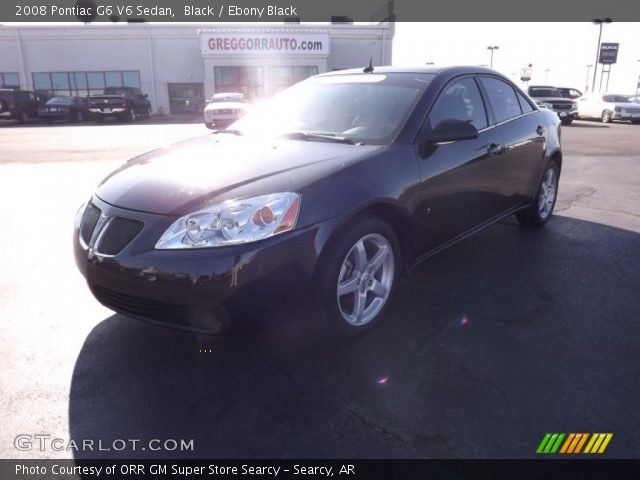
203 93 250 129
576 93 640 124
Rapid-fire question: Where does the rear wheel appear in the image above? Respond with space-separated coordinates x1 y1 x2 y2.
601 110 612 123
516 161 559 227
317 217 399 336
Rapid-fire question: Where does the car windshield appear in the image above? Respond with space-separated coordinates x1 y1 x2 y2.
48 97 73 105
603 95 631 103
530 88 564 98
230 73 434 145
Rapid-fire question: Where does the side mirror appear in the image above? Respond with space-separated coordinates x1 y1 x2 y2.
420 119 479 144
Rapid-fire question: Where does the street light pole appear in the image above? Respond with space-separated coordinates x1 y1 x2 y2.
585 64 593 92
592 18 612 92
487 46 499 68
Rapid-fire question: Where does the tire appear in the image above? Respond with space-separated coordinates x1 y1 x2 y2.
516 161 560 227
17 109 28 124
601 110 612 123
561 118 573 126
316 216 399 336
631 119 640 124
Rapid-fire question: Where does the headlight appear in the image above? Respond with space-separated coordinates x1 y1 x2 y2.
570 103 578 111
539 102 553 110
155 192 300 249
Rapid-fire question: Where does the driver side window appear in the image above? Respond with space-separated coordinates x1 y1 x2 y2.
429 77 488 130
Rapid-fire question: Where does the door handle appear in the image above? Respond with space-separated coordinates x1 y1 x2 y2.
487 143 504 155
536 125 545 135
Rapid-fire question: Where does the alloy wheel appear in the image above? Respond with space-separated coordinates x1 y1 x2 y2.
336 233 394 326
538 168 557 219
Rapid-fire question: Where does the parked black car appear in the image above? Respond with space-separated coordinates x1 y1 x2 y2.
88 86 151 122
0 88 49 123
38 96 89 123
74 66 562 336
527 85 578 125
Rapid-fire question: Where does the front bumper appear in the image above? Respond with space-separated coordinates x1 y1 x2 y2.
553 110 577 120
612 111 640 120
74 196 339 331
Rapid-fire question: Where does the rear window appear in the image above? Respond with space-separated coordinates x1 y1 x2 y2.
48 97 73 105
529 88 564 98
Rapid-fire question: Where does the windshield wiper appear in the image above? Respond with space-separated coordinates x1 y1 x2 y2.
281 131 355 145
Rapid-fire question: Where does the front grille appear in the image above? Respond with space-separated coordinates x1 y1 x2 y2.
552 103 573 111
80 203 101 245
91 285 187 323
96 217 144 255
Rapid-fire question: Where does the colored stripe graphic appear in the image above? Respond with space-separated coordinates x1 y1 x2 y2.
539 433 613 454
537 433 565 454
584 433 613 454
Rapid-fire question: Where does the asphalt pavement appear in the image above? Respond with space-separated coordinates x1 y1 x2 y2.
0 119 638 459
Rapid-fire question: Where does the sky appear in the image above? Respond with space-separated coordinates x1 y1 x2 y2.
392 22 640 94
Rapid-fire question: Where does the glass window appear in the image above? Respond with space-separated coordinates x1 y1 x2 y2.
215 66 263 100
293 66 318 83
51 73 69 90
168 83 205 114
71 72 87 89
87 72 105 90
105 72 123 88
480 77 522 123
33 73 52 93
123 71 140 88
516 91 534 113
429 77 488 130
1 73 20 87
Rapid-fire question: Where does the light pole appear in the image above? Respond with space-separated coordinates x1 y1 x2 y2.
545 69 551 84
487 46 499 68
592 18 612 92
585 64 593 92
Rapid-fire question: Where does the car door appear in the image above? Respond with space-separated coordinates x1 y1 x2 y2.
413 75 507 252
478 76 547 208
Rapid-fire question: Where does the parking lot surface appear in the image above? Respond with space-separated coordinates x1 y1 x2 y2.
0 120 638 459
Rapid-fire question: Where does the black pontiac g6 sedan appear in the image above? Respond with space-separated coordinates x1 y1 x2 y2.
74 66 562 336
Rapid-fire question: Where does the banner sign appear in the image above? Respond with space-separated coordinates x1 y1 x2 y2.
200 33 330 56
598 43 619 64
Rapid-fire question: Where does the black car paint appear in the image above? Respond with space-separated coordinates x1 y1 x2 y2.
39 96 89 122
75 66 561 329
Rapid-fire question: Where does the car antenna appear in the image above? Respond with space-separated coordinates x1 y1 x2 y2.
363 58 374 73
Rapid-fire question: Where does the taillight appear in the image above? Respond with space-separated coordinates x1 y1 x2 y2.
121 101 128 107
60 107 69 113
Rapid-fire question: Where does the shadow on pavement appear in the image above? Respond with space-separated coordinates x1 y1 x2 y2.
68 216 640 459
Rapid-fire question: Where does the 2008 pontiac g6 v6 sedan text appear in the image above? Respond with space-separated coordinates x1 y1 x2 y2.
74 66 562 336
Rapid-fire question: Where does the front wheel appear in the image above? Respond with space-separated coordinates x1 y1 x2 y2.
601 110 612 123
516 161 559 227
317 217 399 336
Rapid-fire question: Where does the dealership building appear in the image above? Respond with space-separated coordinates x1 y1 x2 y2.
0 22 394 114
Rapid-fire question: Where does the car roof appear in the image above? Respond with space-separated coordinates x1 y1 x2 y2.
316 65 502 78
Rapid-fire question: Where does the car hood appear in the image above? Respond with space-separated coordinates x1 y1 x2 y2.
95 134 380 216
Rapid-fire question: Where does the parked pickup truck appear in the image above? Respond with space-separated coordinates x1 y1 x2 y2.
88 87 151 122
